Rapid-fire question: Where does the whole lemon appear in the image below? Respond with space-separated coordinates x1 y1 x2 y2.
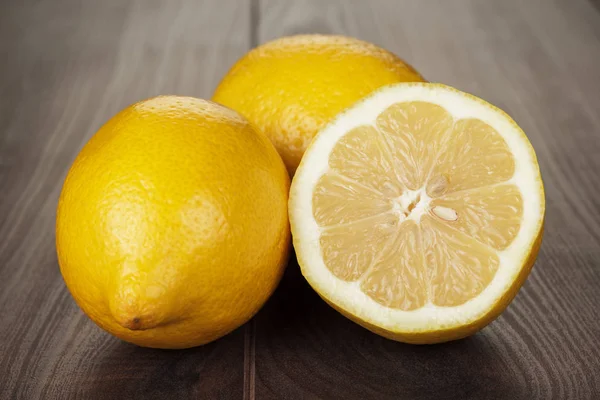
56 96 290 349
212 34 425 175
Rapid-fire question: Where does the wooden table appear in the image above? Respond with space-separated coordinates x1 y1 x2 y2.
2 0 600 398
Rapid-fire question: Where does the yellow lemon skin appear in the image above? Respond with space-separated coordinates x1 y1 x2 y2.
56 96 290 349
212 34 425 175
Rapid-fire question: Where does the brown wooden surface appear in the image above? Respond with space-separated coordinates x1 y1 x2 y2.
1 0 600 399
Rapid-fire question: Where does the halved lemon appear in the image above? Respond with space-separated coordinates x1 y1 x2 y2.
289 83 545 344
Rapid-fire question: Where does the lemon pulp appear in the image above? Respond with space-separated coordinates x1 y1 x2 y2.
313 101 524 310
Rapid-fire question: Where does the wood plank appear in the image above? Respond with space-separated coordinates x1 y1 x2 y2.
255 0 600 398
0 1 251 398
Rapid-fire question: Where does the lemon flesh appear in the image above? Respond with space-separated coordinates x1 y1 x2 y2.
290 83 544 343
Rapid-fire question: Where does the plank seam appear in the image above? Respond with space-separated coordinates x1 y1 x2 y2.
242 318 256 400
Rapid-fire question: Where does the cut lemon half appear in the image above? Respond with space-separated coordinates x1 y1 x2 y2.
289 83 545 344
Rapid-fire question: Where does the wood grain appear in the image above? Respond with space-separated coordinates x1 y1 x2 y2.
254 0 600 399
1 0 600 399
0 1 251 398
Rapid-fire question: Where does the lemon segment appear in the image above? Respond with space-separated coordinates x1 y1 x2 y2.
290 83 545 343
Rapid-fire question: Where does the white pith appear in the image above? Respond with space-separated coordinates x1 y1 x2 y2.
289 83 544 332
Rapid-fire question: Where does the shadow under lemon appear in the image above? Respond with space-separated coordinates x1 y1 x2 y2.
77 328 245 399
252 251 524 399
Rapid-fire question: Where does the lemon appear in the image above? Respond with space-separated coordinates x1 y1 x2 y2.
56 96 290 349
289 83 545 344
212 34 424 175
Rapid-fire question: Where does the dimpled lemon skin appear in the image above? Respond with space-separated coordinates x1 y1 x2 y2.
56 96 290 349
212 34 425 175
